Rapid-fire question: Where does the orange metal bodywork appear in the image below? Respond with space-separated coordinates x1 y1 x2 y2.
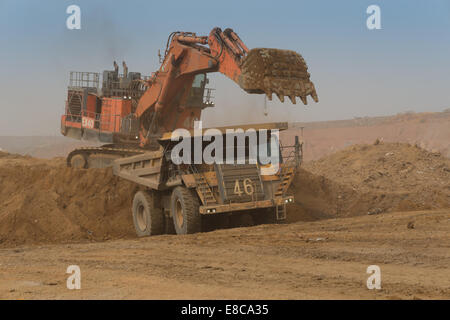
61 115 81 129
100 98 132 132
86 94 98 114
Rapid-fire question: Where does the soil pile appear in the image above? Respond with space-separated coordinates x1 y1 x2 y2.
1 142 448 245
287 142 450 222
0 154 136 246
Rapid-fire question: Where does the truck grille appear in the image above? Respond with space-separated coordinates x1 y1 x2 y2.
215 164 264 203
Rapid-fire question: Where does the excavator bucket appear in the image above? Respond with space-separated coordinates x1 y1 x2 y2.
238 48 318 105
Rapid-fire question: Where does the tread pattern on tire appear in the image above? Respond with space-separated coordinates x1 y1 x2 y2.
132 191 164 237
171 186 201 235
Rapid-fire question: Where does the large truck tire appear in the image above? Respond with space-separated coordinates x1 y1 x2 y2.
170 186 201 235
132 191 164 237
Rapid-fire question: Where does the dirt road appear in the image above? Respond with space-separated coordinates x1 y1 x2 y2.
1 209 449 300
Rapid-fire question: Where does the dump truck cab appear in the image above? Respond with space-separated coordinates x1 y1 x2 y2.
113 122 302 236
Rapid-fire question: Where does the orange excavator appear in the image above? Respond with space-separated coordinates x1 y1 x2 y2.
61 27 318 168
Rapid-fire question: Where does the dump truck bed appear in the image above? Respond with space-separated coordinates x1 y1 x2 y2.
113 150 166 190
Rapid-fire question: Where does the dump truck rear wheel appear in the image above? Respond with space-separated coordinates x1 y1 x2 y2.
171 186 201 235
70 154 87 169
132 191 164 237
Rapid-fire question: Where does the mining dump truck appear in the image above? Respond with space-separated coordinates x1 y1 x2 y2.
113 123 302 236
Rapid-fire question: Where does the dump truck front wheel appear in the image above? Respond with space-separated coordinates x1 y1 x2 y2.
132 191 164 237
171 186 201 235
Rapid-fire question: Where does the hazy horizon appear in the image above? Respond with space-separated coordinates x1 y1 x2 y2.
1 0 449 135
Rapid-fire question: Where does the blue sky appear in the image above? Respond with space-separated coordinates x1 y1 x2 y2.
0 0 449 135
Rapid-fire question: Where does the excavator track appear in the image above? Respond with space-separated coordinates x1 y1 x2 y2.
67 145 145 169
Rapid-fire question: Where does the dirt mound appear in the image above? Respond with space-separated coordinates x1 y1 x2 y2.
0 151 28 159
0 153 136 246
287 142 450 221
283 110 450 161
1 142 448 246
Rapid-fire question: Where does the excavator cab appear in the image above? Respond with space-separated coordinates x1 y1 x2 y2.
185 73 214 109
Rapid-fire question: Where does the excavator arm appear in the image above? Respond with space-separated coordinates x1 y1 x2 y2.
135 27 318 147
